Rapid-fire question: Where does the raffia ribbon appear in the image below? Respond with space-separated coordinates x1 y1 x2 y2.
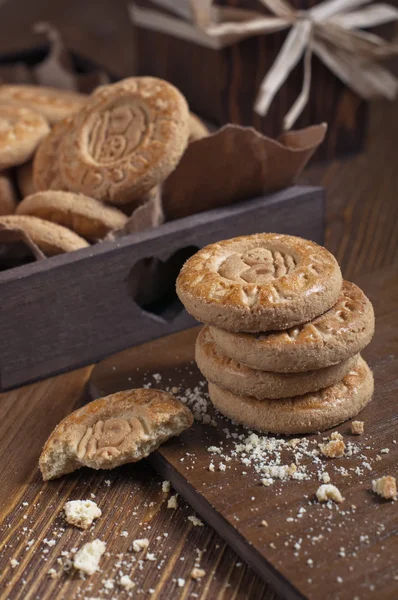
130 0 398 129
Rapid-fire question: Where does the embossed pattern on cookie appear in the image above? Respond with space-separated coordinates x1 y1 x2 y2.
177 234 343 332
0 105 50 169
57 77 190 205
210 281 375 371
39 388 193 480
196 326 360 400
208 357 374 434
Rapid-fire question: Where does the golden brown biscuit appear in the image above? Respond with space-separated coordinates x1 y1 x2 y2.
0 215 89 255
177 234 342 332
0 171 17 215
0 104 50 169
210 281 375 371
39 388 194 480
17 190 128 241
17 161 36 197
57 77 190 205
208 357 373 434
189 112 209 142
196 326 359 399
33 116 72 191
0 84 87 124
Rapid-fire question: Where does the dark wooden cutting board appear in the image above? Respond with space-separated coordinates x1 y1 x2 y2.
89 264 398 600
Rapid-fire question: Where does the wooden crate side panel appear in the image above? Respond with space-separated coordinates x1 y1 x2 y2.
0 187 323 389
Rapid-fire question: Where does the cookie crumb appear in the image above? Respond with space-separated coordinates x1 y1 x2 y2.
132 538 149 552
10 558 19 568
167 494 178 509
188 515 203 527
319 439 345 458
162 480 171 493
120 574 135 591
316 484 344 504
261 520 268 527
372 476 397 500
64 500 101 530
177 578 186 587
351 421 364 435
191 568 206 580
73 539 106 576
47 567 57 579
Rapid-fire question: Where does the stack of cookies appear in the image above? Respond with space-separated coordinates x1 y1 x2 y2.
177 233 375 434
0 78 208 258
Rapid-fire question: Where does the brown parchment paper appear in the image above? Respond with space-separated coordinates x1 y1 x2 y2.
162 123 327 220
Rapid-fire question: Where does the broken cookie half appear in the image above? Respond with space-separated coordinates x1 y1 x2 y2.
39 389 193 480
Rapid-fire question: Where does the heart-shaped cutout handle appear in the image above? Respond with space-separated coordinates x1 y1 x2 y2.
127 245 199 323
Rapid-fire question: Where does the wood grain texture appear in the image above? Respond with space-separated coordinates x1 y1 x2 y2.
0 186 324 391
89 263 398 600
0 369 276 600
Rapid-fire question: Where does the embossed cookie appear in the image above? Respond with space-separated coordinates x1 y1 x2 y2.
17 191 128 241
196 326 359 400
33 116 72 191
177 234 342 332
17 162 36 197
189 112 209 142
0 84 87 124
57 77 190 205
0 172 17 215
210 281 374 371
0 105 50 169
0 215 89 255
208 357 373 434
39 388 194 480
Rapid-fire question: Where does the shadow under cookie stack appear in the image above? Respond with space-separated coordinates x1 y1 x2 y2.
177 233 375 435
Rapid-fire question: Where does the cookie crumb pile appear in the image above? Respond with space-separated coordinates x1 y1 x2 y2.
177 233 375 434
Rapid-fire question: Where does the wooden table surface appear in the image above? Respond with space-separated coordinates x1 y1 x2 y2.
0 3 397 599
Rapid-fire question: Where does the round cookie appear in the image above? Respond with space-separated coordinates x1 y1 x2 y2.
196 326 359 400
0 105 50 169
17 190 128 241
17 162 36 197
189 112 209 142
0 171 17 215
177 234 342 332
58 77 190 205
0 215 89 255
208 357 373 434
33 116 72 191
210 281 374 372
0 85 87 124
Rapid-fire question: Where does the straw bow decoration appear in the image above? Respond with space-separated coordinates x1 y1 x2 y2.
130 0 398 129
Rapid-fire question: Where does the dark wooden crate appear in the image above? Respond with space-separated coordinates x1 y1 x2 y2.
0 186 323 391
134 0 369 161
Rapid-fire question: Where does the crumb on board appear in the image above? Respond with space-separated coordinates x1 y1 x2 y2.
162 480 171 493
73 539 106 576
64 500 101 530
188 515 203 527
132 538 149 553
167 494 178 510
177 578 186 587
316 484 344 504
120 574 135 590
351 421 364 435
372 476 397 500
191 567 206 580
319 439 345 458
261 520 268 527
